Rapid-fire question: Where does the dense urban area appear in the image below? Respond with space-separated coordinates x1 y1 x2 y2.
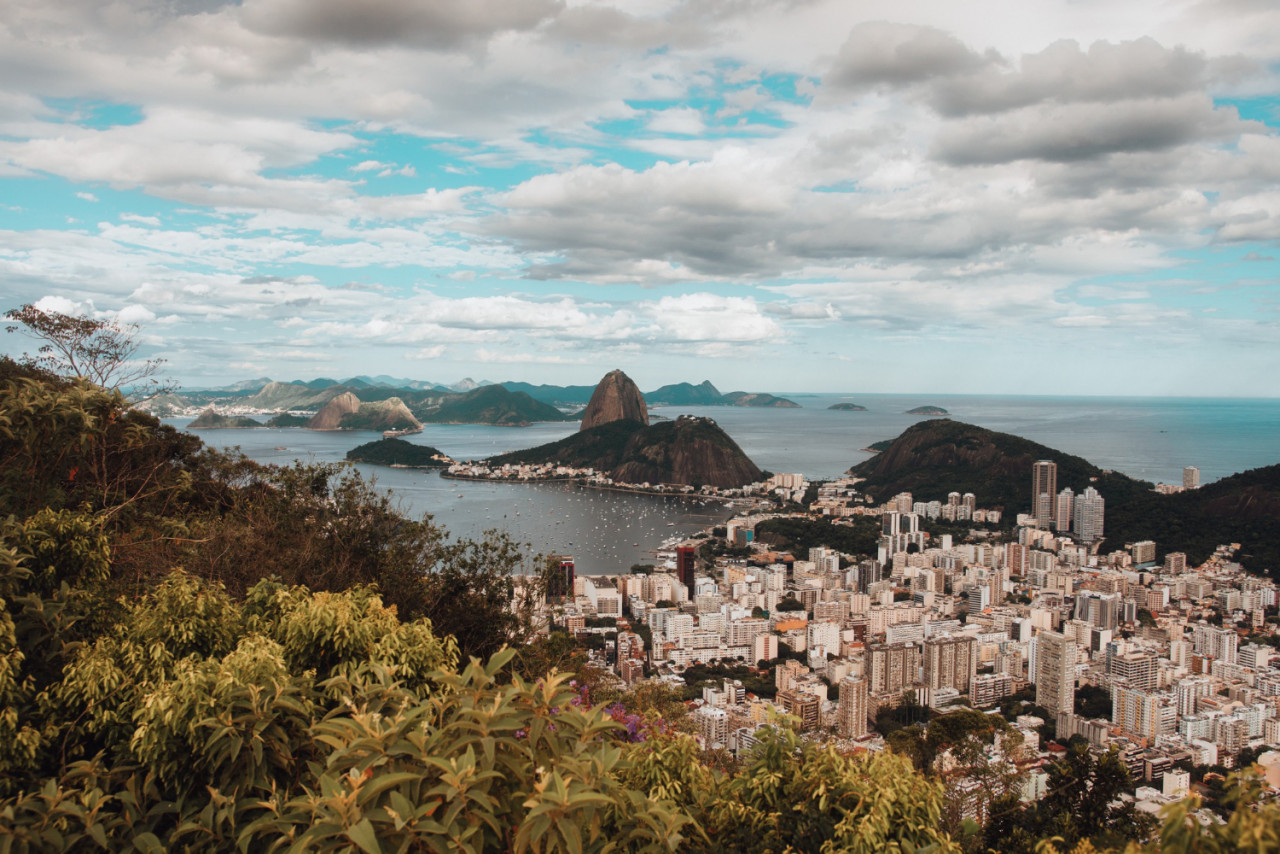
534 460 1280 836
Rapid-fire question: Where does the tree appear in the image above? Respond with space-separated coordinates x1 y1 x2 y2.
5 304 169 399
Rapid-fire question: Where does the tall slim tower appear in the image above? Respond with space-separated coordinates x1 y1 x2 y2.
836 676 868 739
1032 460 1058 528
1182 467 1200 490
1035 629 1077 715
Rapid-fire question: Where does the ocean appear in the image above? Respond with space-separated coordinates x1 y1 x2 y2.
169 393 1280 574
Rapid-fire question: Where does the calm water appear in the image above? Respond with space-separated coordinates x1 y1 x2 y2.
170 393 1280 574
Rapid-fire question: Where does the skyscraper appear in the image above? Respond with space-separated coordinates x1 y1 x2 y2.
923 635 978 694
1035 630 1077 715
675 545 697 590
1073 487 1105 543
1055 486 1074 531
836 676 868 739
1182 466 1200 490
1032 460 1057 528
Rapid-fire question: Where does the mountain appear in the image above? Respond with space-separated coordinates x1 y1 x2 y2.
450 377 495 392
646 380 723 406
345 437 451 467
489 414 763 488
850 419 1280 576
579 370 648 431
242 381 340 411
724 391 800 408
188 409 264 429
848 419 1120 511
501 382 599 406
644 381 798 408
416 384 572 426
307 392 362 429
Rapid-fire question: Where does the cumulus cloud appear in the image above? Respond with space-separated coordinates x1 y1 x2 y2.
827 21 987 89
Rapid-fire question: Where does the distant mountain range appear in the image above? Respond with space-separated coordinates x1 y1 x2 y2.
855 419 1280 577
144 374 799 424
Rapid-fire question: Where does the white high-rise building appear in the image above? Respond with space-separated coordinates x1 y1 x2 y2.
1073 487 1105 543
1055 487 1074 532
1183 467 1200 490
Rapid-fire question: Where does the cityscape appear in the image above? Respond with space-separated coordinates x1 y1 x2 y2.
535 456 1280 824
3 0 1280 849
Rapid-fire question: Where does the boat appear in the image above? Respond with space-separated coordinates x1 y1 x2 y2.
382 426 424 438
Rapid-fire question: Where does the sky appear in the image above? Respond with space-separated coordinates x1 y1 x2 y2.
1 0 1279 396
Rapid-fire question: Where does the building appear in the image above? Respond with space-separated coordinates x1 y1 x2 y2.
1073 487 1105 543
1183 466 1200 490
1055 487 1074 532
1035 630 1078 715
675 545 697 590
1109 651 1159 692
923 635 978 694
545 555 575 602
1112 685 1166 739
1130 540 1157 566
777 689 821 731
836 676 869 739
971 673 1015 707
869 642 922 696
1032 460 1058 528
694 705 729 748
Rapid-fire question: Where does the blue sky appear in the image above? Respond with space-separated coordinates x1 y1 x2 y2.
1 0 1278 396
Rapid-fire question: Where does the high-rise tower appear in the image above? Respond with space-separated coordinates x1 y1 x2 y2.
1032 460 1057 528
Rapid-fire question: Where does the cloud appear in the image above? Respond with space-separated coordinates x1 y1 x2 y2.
827 22 987 90
76 192 98 202
239 0 564 49
933 94 1243 164
929 38 1213 116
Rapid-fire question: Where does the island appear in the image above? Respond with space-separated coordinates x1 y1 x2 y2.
905 406 949 416
266 413 309 427
828 402 868 411
188 409 264 429
345 437 452 468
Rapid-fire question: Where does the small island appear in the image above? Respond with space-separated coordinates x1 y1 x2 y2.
905 406 949 416
828 402 868 411
345 437 452 468
189 409 264 429
266 413 310 428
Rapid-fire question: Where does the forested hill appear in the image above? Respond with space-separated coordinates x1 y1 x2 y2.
852 419 1280 576
489 415 764 488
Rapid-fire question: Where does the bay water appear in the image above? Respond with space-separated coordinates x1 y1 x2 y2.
170 393 1280 574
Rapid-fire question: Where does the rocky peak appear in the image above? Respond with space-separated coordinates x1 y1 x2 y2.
306 391 361 430
579 369 648 432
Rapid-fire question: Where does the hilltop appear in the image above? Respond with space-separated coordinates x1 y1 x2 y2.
489 414 763 488
579 369 648 431
852 419 1280 575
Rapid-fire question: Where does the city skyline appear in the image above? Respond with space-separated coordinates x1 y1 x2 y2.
1 1 1279 395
